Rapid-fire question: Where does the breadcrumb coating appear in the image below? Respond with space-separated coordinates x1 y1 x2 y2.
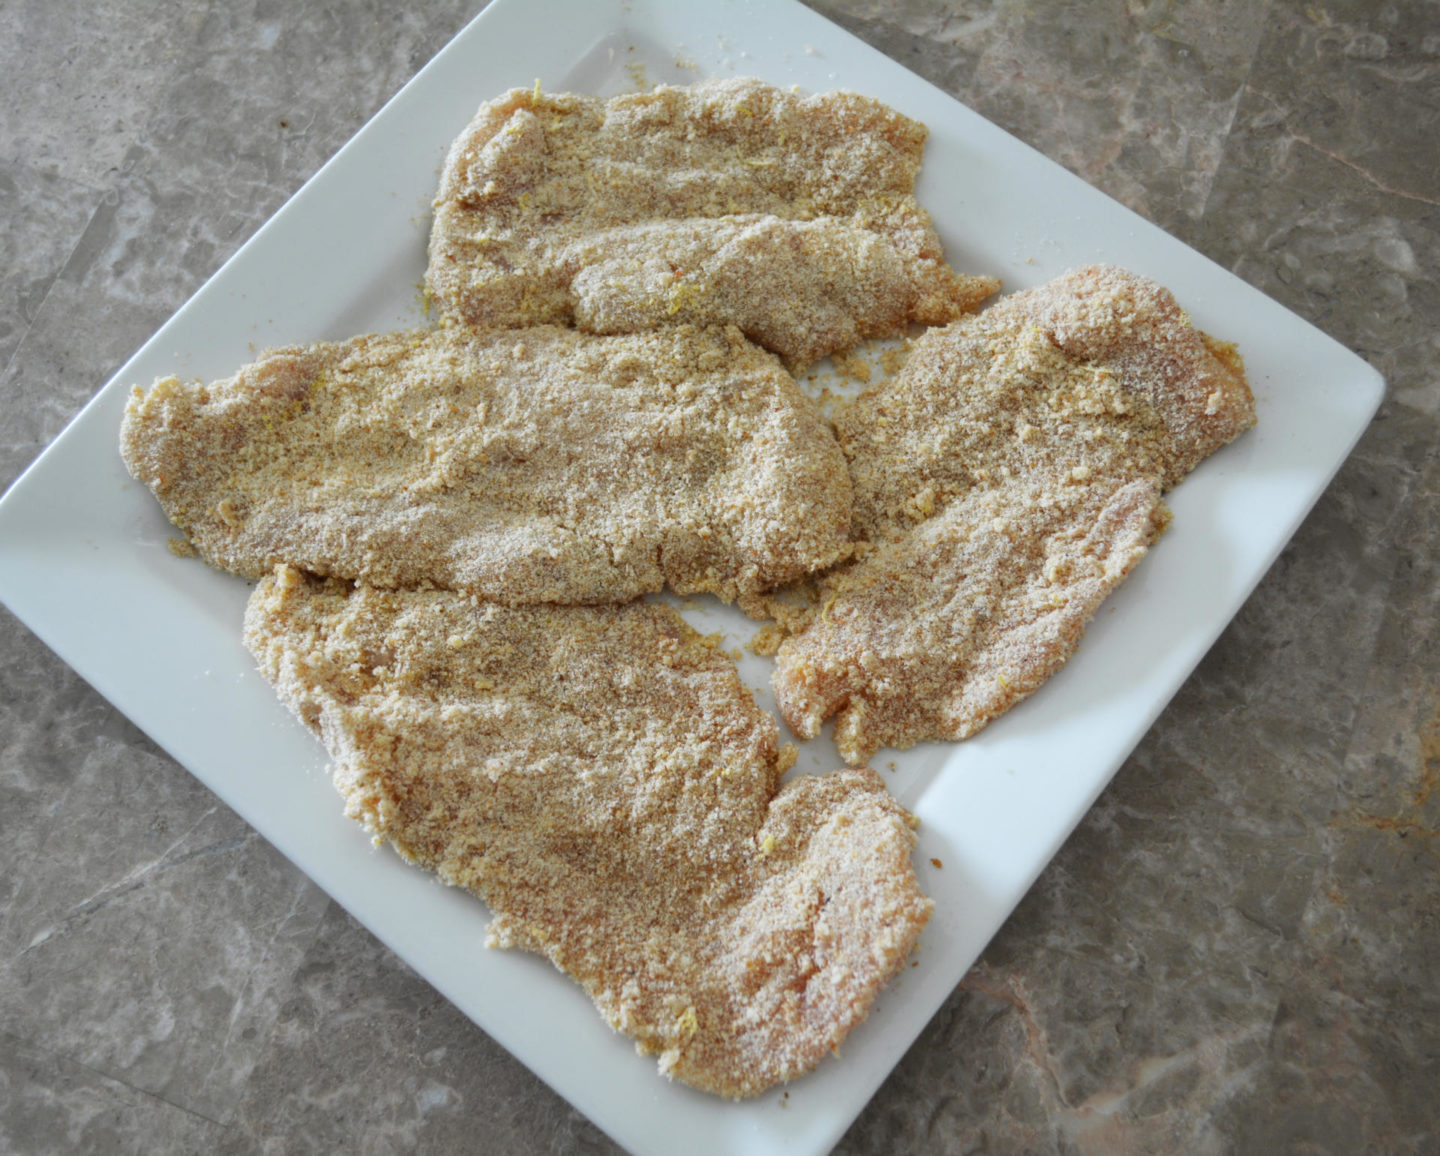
837 265 1256 542
244 568 932 1097
120 325 852 604
427 77 997 367
776 479 1170 763
774 266 1256 760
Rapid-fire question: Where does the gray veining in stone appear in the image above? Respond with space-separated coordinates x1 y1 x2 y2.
2 1 1436 1152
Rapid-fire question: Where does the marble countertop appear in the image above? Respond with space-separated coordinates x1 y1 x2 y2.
2 1 1435 1152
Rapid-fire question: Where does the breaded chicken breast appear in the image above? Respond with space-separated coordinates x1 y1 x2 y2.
244 567 932 1097
773 266 1256 760
775 478 1170 763
121 325 852 605
427 77 997 367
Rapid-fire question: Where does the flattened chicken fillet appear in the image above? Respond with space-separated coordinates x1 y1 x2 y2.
121 325 852 605
245 569 932 1097
427 77 997 367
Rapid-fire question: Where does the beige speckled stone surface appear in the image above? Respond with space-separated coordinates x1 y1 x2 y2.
2 1 1436 1152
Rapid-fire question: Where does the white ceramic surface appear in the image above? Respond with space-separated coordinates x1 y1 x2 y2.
0 1 1384 1154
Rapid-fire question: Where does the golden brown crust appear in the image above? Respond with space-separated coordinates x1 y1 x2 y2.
243 568 932 1097
120 325 852 604
773 266 1256 761
426 77 997 367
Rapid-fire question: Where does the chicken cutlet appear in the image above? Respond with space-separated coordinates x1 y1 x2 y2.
120 325 852 605
244 566 932 1097
776 478 1170 764
774 266 1256 761
426 77 998 367
838 265 1256 542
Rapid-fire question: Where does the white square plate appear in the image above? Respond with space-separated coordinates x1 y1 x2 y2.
0 1 1383 1153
